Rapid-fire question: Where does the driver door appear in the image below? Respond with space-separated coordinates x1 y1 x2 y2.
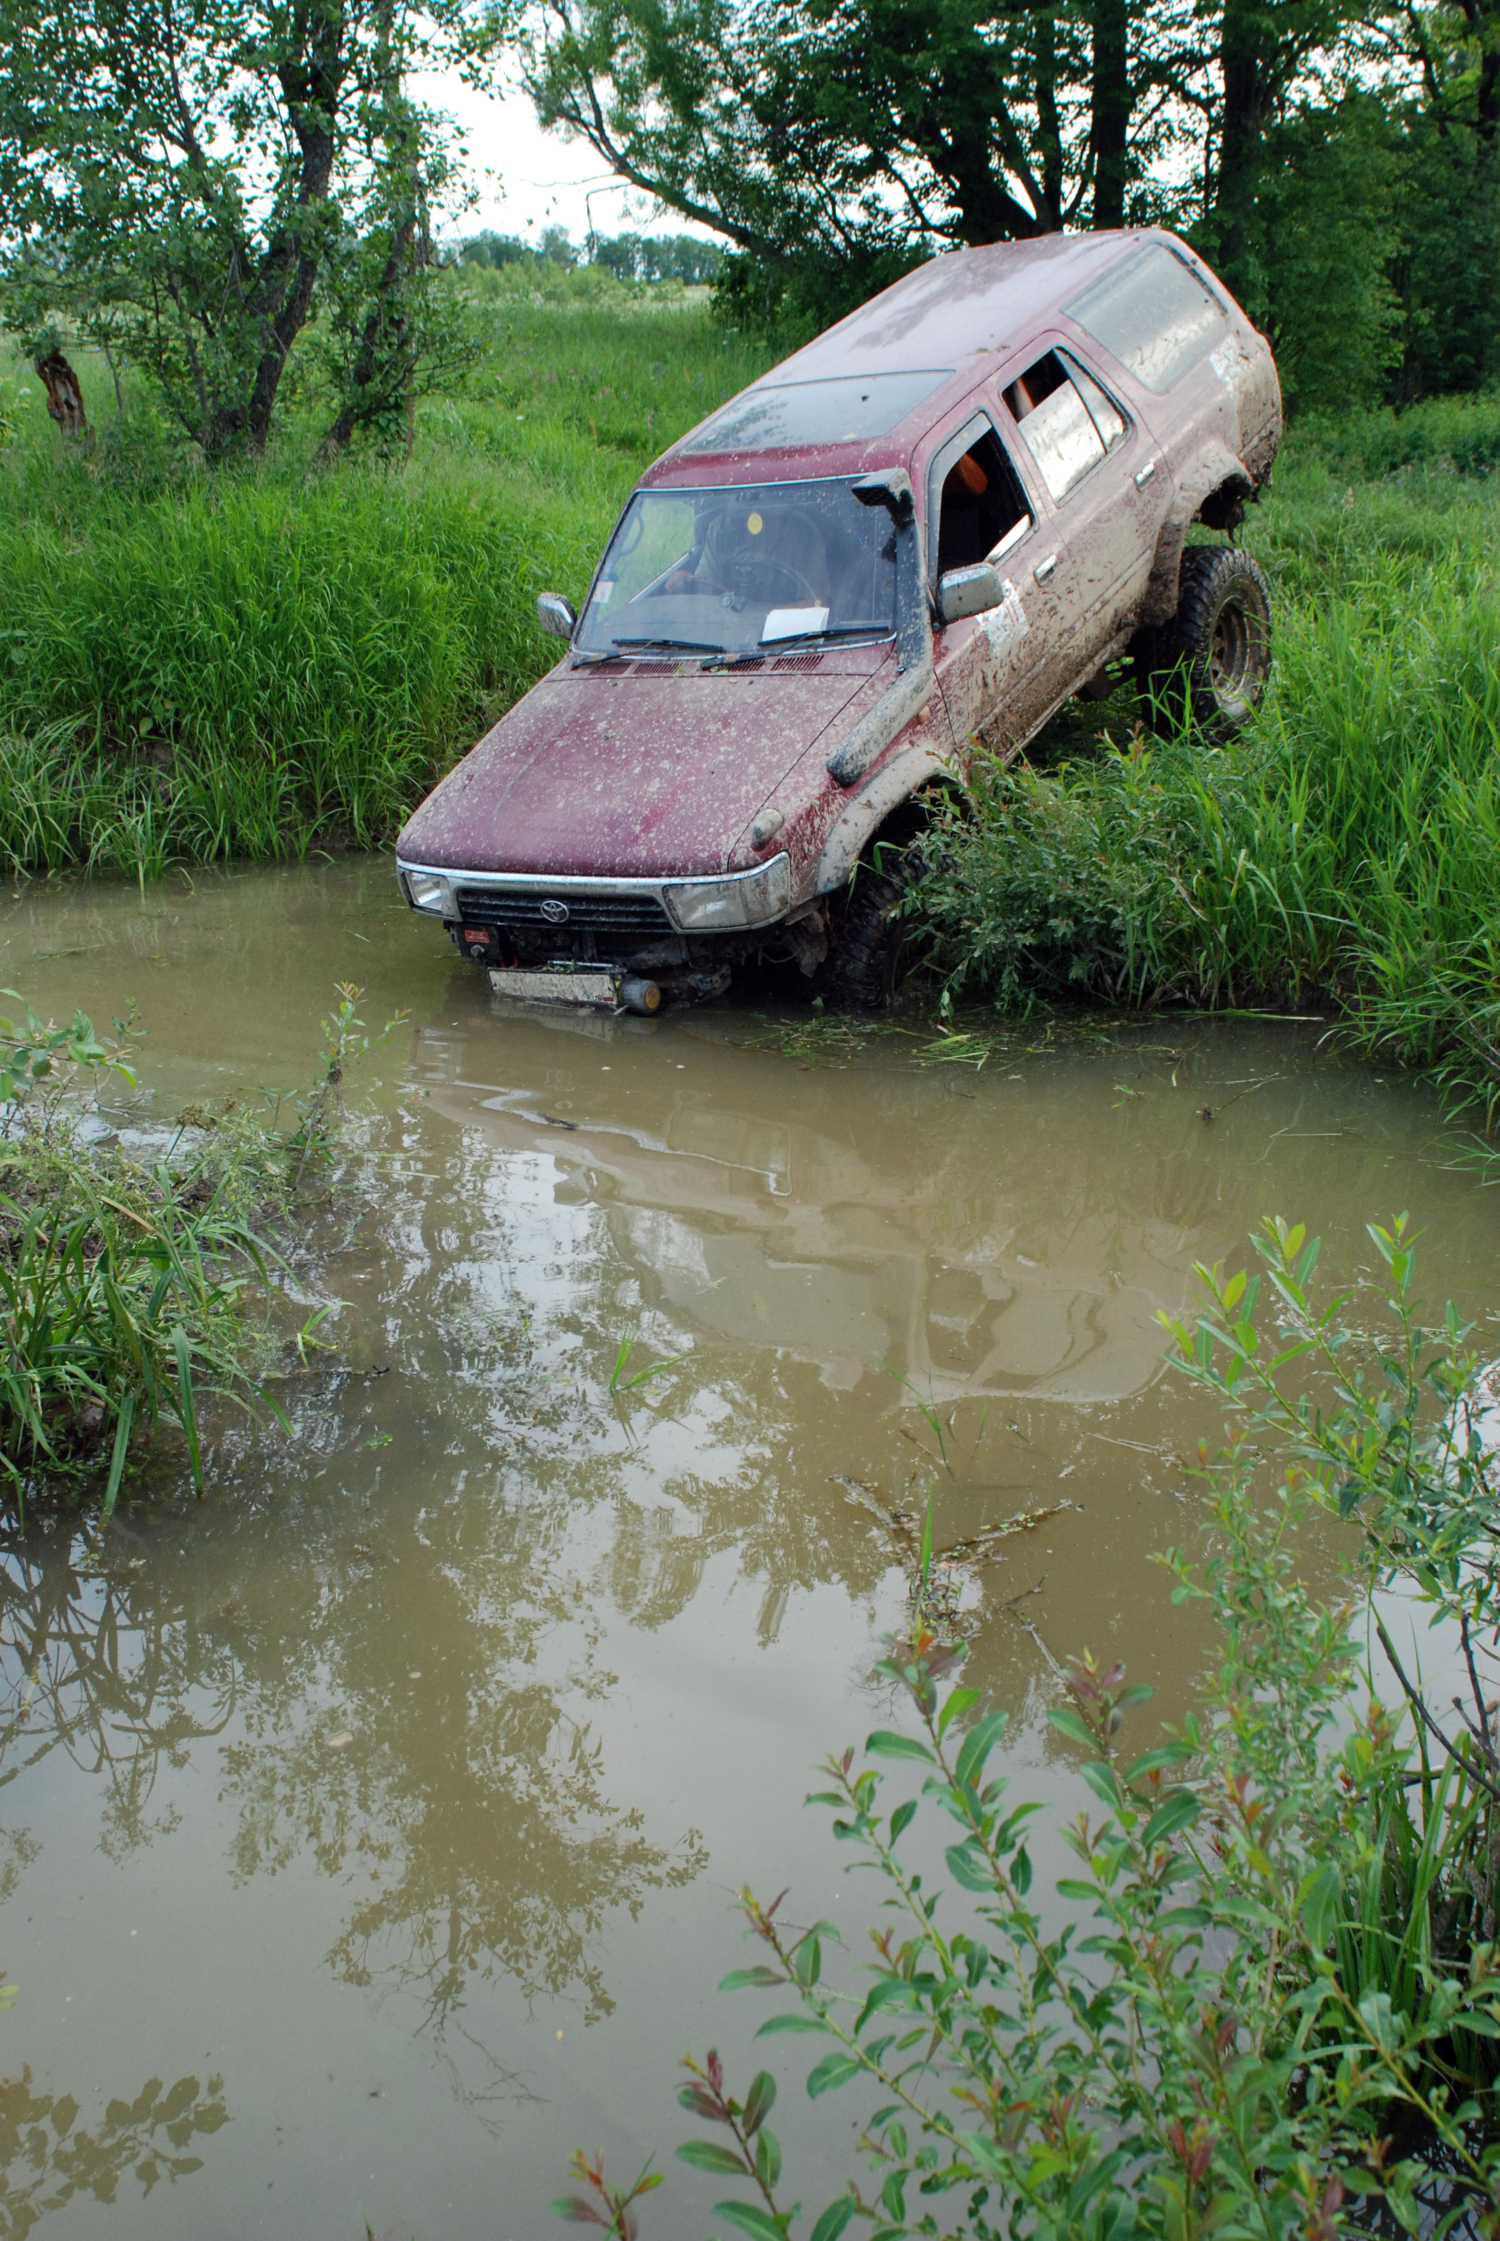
926 411 1055 755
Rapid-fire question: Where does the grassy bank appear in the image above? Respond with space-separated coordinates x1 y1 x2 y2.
0 289 773 874
919 411 1500 1120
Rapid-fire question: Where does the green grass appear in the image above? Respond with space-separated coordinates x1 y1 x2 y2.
918 441 1500 1121
0 288 774 875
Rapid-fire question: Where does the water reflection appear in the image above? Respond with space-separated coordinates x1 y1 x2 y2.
0 2070 227 2236
1 861 1496 2236
0 1518 236 1861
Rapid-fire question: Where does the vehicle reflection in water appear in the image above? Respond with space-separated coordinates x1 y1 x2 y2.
0 859 1497 2238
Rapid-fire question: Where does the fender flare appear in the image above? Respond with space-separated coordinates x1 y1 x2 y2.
1139 441 1255 627
814 743 964 893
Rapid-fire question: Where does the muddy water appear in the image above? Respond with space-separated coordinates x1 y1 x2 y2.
2 859 1498 2240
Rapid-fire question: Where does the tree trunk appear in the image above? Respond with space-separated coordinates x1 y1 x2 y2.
34 350 87 437
319 208 421 457
1090 0 1131 226
1215 0 1270 304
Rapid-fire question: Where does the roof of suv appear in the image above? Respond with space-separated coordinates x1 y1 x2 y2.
770 228 1165 379
645 227 1213 489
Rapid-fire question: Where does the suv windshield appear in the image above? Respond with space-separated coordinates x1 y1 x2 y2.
577 479 899 659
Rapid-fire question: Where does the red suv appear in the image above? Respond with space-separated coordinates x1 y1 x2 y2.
396 227 1281 1011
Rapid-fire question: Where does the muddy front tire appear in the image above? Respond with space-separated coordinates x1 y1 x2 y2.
819 838 925 1013
1137 544 1272 737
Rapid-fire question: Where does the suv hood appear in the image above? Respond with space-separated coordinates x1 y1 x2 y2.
398 660 877 877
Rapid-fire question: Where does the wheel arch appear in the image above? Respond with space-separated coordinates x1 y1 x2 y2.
1138 441 1258 628
814 745 965 893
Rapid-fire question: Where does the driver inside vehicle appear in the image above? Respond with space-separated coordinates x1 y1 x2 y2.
662 501 832 608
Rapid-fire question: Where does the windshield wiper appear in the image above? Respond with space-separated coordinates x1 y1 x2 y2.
610 635 726 656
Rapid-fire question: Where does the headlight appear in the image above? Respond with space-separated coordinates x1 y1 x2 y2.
402 868 449 915
664 854 792 932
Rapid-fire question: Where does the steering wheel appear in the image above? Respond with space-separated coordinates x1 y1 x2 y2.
727 552 824 607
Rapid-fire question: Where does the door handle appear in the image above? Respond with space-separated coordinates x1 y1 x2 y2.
1134 459 1157 488
1034 554 1058 583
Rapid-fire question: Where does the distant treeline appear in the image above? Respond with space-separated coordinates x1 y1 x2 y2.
456 227 722 286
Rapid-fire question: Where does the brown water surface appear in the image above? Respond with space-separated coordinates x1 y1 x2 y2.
1 860 1496 2239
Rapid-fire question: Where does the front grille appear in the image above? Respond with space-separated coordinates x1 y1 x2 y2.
453 885 674 940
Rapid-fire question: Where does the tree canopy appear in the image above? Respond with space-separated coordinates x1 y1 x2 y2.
520 0 1500 406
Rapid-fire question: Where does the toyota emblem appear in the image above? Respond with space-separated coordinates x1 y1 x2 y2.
540 898 570 924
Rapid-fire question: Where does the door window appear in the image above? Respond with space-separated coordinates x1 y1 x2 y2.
932 422 1032 579
1003 350 1128 503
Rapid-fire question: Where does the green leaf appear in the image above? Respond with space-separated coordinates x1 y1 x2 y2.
720 1967 784 1990
945 1840 996 1893
937 1687 981 1738
955 1709 1009 1791
756 2013 831 2037
171 1323 203 1492
103 1389 136 1519
865 1730 936 1763
1298 1864 1341 1951
807 2052 863 2098
742 2070 776 2135
1079 1760 1121 1808
889 1798 917 1842
755 2125 783 2189
1141 1791 1199 1847
676 2142 751 2176
1047 1706 1095 1749
713 2204 787 2241
809 2200 856 2241
551 2195 607 2224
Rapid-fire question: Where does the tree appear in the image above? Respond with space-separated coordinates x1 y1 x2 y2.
521 0 1230 329
0 0 491 458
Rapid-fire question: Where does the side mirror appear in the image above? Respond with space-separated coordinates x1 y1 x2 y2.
536 592 578 640
936 562 1004 626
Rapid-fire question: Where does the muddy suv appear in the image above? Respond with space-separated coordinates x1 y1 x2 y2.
396 227 1281 1012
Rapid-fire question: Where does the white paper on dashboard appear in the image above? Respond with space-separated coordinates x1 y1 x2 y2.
761 605 829 643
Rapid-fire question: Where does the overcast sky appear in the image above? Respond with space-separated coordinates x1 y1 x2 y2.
415 70 718 247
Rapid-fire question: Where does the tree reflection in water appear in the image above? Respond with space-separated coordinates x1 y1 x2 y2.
0 1511 237 1861
0 2069 227 2237
0 1465 706 2127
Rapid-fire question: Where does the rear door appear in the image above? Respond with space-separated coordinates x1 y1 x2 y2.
989 337 1168 674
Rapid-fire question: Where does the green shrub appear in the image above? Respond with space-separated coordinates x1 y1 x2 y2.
1298 391 1500 482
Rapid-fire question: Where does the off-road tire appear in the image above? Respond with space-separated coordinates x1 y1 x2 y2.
819 838 926 1013
1137 544 1272 738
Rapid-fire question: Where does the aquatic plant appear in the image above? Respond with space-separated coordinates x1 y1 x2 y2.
0 983 392 1509
563 1217 1500 2237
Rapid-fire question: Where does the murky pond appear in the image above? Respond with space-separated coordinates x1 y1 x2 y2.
2 859 1497 2239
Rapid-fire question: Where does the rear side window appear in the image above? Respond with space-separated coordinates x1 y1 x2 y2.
1064 245 1228 393
1003 350 1127 502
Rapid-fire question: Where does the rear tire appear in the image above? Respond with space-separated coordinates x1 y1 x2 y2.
1136 544 1272 737
819 837 925 1013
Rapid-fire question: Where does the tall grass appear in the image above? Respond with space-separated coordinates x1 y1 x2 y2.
920 450 1500 1119
0 293 775 876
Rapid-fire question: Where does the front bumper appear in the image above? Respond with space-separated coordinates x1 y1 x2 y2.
396 854 794 939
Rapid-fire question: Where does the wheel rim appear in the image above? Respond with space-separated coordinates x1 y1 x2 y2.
1208 595 1265 708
